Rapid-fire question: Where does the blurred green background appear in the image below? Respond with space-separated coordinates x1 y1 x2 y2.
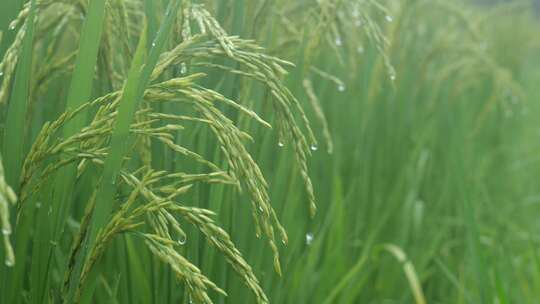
1 0 540 303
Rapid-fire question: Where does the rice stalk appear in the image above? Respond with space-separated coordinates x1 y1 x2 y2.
0 155 16 268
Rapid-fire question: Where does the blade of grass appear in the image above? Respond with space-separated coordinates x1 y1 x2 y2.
26 0 109 302
63 23 148 303
381 244 426 304
1 1 37 302
2 0 37 189
87 0 180 248
0 0 24 58
67 1 181 301
53 0 108 228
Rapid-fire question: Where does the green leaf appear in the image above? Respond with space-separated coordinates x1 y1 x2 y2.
69 0 181 300
1 1 37 302
2 0 37 189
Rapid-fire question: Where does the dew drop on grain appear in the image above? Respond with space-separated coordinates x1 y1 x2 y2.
2 228 11 235
305 232 314 245
5 259 14 267
338 84 346 92
335 37 342 47
278 141 284 147
177 236 186 245
385 15 393 22
310 144 318 151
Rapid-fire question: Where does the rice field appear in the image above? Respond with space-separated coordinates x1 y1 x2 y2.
1 0 539 303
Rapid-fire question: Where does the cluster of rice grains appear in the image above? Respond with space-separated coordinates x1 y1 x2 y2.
0 156 16 268
0 1 326 303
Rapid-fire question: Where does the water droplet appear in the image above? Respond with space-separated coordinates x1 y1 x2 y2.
2 228 11 235
9 24 15 30
5 259 14 267
110 173 119 186
278 142 284 147
259 206 264 213
305 232 314 245
0 72 4 77
177 236 186 245
281 238 286 244
390 74 396 81
357 46 364 54
180 63 187 74
310 144 318 151
36 202 42 209
338 84 346 92
151 42 156 47
335 37 342 47
385 15 393 22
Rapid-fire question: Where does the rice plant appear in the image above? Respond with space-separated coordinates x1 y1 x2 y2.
1 0 539 303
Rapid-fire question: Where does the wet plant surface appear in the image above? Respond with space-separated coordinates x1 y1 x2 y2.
1 0 540 303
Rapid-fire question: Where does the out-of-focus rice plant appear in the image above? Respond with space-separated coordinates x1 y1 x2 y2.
0 0 539 303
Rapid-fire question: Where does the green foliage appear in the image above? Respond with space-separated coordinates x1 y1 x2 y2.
0 0 539 303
